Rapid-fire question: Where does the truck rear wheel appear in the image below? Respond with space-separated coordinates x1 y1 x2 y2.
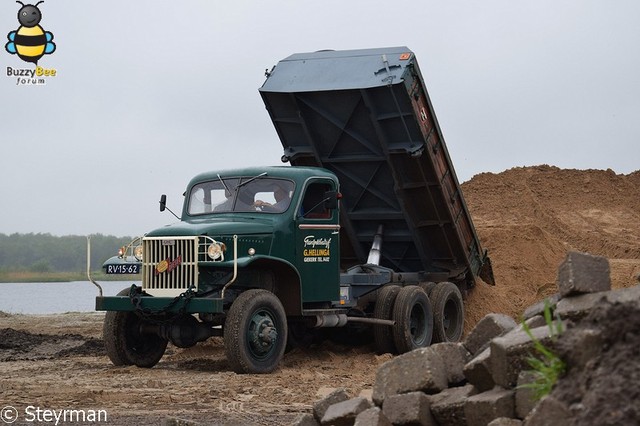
373 285 401 354
418 281 437 298
224 289 287 374
392 286 433 353
431 282 464 343
103 311 168 368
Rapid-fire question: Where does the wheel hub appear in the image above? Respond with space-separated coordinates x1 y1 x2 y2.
248 312 278 355
409 304 429 345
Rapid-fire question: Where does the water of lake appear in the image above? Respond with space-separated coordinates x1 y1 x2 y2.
0 281 141 314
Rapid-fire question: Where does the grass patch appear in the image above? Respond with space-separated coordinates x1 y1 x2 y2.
520 301 566 401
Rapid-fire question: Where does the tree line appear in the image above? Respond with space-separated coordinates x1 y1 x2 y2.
0 233 135 273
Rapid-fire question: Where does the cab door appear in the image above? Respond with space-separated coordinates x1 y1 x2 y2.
295 179 341 304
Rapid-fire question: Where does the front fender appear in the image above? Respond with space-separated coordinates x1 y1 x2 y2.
220 255 303 316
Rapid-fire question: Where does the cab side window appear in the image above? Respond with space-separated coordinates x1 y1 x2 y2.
301 182 333 219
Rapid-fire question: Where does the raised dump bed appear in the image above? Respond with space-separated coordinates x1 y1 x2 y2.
260 46 494 288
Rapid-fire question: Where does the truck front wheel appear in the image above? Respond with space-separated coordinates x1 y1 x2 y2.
224 289 288 374
103 310 168 368
103 288 168 368
392 286 433 353
430 282 464 343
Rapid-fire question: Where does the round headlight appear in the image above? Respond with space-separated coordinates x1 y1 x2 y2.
207 242 226 260
133 245 143 261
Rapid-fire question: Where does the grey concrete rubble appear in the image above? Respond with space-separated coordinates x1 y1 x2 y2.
429 384 476 426
382 391 434 425
313 388 350 421
320 397 372 425
463 313 517 356
556 251 611 297
372 347 448 405
514 371 537 420
354 407 392 426
464 387 515 426
490 326 556 389
462 347 494 392
522 294 560 320
430 342 472 385
293 251 639 426
522 396 572 426
487 418 523 426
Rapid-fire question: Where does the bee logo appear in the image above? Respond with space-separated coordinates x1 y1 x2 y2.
5 1 55 65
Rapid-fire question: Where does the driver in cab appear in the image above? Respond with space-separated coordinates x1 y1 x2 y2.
253 184 291 212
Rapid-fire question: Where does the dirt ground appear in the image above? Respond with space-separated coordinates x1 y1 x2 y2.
1 165 639 425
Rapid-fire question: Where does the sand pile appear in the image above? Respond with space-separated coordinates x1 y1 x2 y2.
462 165 640 331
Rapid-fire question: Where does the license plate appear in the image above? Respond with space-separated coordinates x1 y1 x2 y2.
105 264 141 274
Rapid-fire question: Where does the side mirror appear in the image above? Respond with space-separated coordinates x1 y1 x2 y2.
324 191 339 210
159 194 167 212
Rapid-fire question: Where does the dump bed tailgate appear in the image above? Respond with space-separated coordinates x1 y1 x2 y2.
260 47 493 287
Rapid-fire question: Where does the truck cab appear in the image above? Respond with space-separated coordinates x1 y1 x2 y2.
145 166 341 308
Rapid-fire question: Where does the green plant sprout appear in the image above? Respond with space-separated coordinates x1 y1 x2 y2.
520 300 566 401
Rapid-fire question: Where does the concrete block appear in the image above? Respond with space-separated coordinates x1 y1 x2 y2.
463 347 494 392
557 251 610 297
523 395 572 426
522 294 560 320
372 347 447 405
430 384 477 426
464 387 515 426
430 342 472 385
521 315 547 330
555 292 606 322
354 407 392 426
515 371 537 419
313 388 349 421
382 391 434 426
490 326 553 389
464 314 517 356
321 397 372 426
607 284 640 305
292 413 321 426
487 418 522 426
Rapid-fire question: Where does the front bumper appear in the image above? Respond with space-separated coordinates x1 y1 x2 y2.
95 295 224 314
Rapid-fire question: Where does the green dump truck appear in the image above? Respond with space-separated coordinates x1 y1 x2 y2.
96 47 494 374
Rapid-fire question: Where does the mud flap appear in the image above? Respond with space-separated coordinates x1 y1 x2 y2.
478 255 496 286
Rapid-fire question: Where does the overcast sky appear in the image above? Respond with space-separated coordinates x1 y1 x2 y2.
1 1 638 237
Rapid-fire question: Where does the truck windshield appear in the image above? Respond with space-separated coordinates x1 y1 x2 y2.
187 177 294 215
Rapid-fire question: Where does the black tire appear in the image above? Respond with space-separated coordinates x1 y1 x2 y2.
102 290 168 368
103 288 133 366
418 281 437 298
392 286 433 353
224 289 287 374
373 285 401 354
431 282 465 343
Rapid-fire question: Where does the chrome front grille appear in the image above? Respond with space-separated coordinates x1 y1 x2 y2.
142 236 199 297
